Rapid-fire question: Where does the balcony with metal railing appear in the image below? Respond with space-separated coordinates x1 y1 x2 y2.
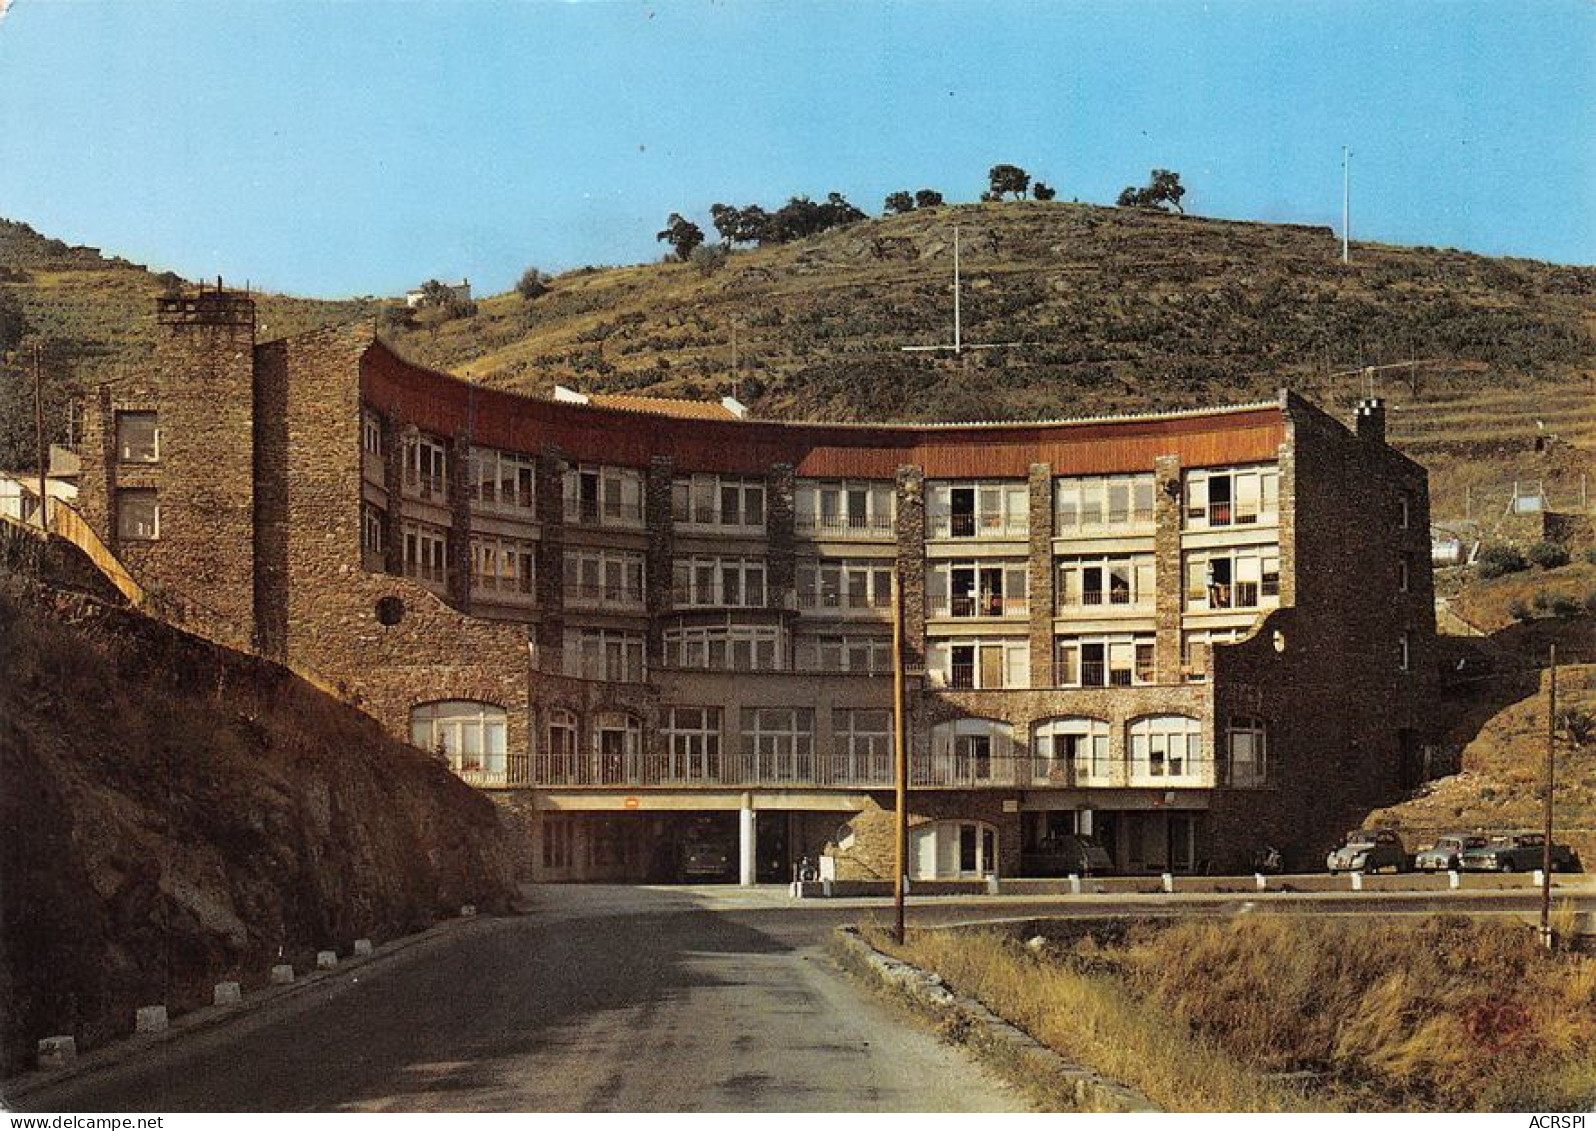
795 512 895 538
911 751 1030 788
929 513 1029 540
796 589 893 616
531 749 896 788
568 500 646 529
927 593 1030 619
565 581 646 611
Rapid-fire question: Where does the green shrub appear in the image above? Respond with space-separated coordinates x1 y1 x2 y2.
1527 540 1570 569
1508 598 1534 623
1546 593 1580 619
1477 544 1528 579
1532 590 1552 612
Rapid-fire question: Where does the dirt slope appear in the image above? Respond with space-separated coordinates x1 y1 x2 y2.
0 528 516 1075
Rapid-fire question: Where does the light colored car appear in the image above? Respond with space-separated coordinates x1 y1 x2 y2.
1326 829 1407 874
1414 833 1489 871
1461 833 1578 873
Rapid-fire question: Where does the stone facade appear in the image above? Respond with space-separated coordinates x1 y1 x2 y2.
72 295 1442 882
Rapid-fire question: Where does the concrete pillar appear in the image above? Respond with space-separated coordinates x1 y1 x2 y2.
213 982 242 1006
739 801 757 886
316 950 338 970
353 938 374 956
135 1005 169 1034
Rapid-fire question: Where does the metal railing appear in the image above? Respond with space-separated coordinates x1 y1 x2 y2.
565 582 645 609
927 594 1029 618
911 752 1030 788
796 512 894 536
531 749 896 788
671 585 772 610
930 514 1029 539
797 589 892 613
568 500 646 528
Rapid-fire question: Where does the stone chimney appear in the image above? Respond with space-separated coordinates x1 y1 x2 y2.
1355 397 1386 444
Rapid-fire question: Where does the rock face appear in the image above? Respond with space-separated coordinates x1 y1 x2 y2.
0 533 517 1074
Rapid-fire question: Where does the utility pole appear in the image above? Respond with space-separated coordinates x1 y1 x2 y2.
1342 146 1352 265
891 568 908 944
1541 643 1557 949
33 342 46 529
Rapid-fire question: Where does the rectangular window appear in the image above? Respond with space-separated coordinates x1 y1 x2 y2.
833 708 892 784
116 488 159 540
361 501 387 556
1056 553 1154 612
929 637 1027 689
928 480 1028 539
1185 466 1280 530
672 474 765 530
563 628 646 682
470 448 536 514
794 479 896 536
402 521 449 584
1055 633 1156 687
927 559 1029 618
741 708 814 782
563 549 645 608
675 557 768 608
1055 474 1155 534
566 465 643 528
116 412 159 463
404 435 449 501
797 558 893 613
471 536 536 598
663 623 786 671
662 707 723 783
361 412 383 457
1185 546 1281 611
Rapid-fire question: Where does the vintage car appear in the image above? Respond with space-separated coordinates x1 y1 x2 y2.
1413 833 1490 871
1460 832 1579 873
1021 834 1114 877
1325 829 1407 874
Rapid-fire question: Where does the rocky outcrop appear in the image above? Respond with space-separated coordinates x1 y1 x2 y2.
0 534 517 1075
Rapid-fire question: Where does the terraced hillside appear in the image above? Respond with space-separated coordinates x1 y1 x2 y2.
0 218 377 468
3 204 1591 521
384 202 1593 520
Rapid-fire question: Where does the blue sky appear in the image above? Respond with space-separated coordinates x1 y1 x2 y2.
0 1 1590 297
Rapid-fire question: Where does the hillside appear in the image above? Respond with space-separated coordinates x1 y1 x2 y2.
3 204 1592 521
384 202 1595 522
1368 663 1595 869
0 218 376 469
0 525 517 1075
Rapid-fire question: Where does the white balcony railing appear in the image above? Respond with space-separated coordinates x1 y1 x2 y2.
927 594 1030 619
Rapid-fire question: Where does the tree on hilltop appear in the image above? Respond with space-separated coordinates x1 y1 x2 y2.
1117 169 1186 213
884 191 916 215
657 214 705 261
516 266 551 300
987 164 1031 200
914 189 944 209
1033 182 1057 201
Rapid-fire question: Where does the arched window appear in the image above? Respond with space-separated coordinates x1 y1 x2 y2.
1226 716 1268 787
541 709 579 783
926 718 1014 786
1127 715 1203 781
593 712 642 785
1033 717 1111 784
410 700 507 782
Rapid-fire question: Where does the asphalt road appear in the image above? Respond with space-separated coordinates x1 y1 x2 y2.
10 883 1591 1113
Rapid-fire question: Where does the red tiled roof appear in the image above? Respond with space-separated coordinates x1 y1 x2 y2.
585 393 742 421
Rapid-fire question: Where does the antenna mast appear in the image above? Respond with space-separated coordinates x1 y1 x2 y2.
901 224 1021 355
1342 146 1352 264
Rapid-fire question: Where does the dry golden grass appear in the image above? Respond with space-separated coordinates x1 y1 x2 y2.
881 915 1596 1112
873 923 1316 1112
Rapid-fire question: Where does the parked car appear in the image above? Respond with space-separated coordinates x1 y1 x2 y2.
679 828 735 881
1414 833 1490 871
1460 832 1579 873
1326 829 1407 874
1022 834 1114 877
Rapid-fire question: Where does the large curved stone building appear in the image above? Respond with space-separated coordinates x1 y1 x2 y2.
76 290 1439 882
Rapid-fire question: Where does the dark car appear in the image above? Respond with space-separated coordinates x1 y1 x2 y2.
1460 832 1579 873
1021 833 1114 877
1414 833 1490 871
679 826 735 881
1326 829 1407 874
